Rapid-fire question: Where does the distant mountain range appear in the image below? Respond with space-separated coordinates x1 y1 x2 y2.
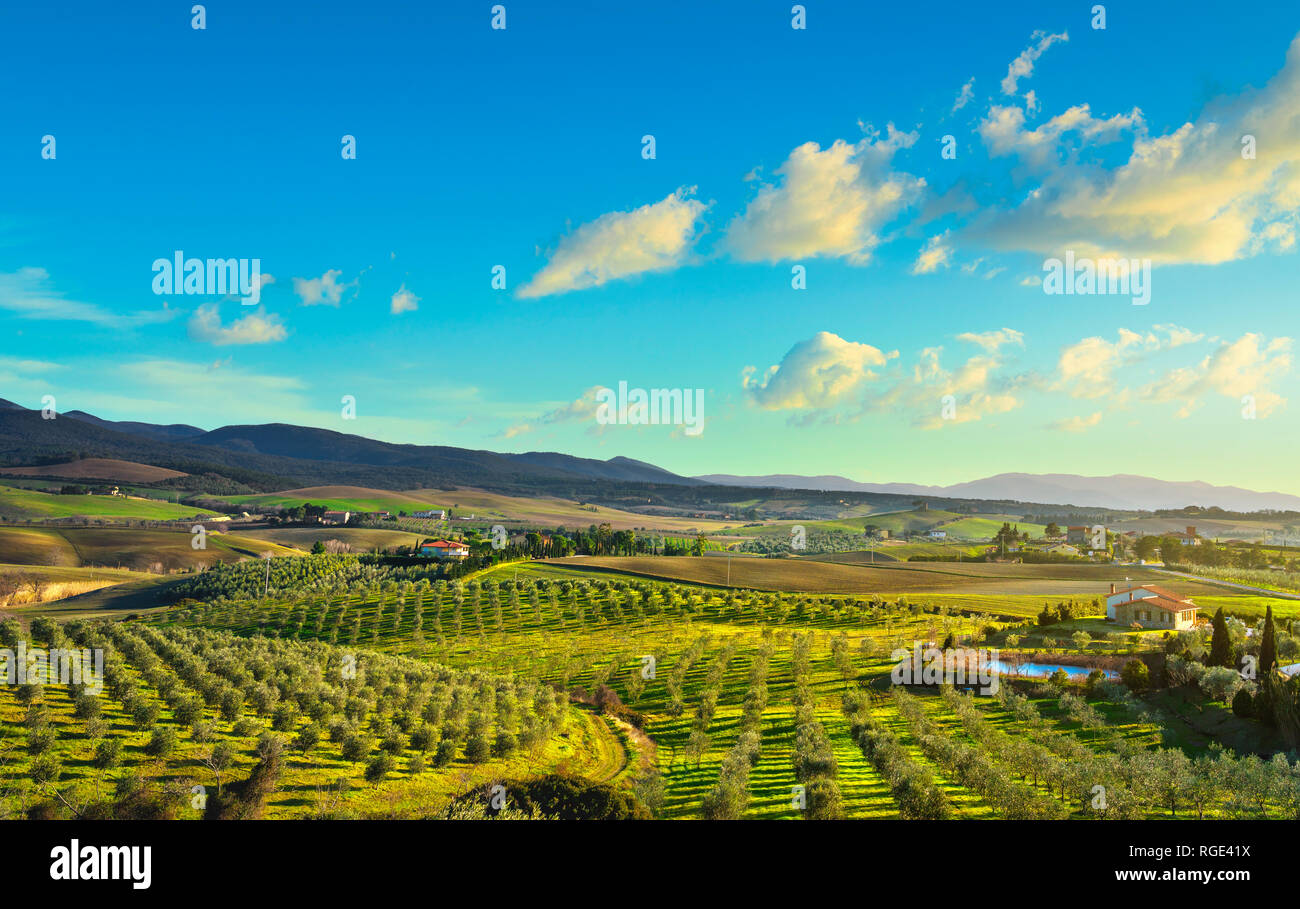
693 472 1300 513
1 398 1295 512
0 399 703 494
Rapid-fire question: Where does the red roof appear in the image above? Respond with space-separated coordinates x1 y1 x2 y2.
422 539 467 549
1116 595 1195 614
1111 584 1194 606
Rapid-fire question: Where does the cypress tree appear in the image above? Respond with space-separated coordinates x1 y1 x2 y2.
1260 604 1277 674
1209 608 1232 667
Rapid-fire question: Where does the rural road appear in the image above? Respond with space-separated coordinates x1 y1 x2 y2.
1150 567 1300 600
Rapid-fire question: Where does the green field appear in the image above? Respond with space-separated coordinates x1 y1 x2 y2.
722 509 1047 543
0 485 217 521
7 547 1300 821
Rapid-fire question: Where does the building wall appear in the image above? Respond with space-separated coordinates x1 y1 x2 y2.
1114 601 1195 630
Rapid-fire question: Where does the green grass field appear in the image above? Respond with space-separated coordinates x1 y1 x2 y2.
720 509 1047 543
8 548 1299 821
0 485 216 521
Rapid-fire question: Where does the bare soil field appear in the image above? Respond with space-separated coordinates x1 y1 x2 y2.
0 458 187 482
539 555 1253 599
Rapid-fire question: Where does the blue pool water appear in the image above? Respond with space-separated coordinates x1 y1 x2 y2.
986 660 1118 680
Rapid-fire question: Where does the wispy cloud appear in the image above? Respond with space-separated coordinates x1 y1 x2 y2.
503 386 606 437
517 189 707 299
293 269 354 306
188 304 287 345
952 78 975 113
0 267 175 328
1001 30 1068 95
956 327 1024 353
971 34 1300 265
1049 411 1102 432
910 232 953 274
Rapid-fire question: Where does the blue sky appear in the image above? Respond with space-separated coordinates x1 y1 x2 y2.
2 0 1299 492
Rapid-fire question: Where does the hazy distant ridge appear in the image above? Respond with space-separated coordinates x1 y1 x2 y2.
694 471 1300 512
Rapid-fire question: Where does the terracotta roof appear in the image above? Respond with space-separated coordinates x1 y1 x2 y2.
1116 596 1195 614
421 539 467 549
1111 584 1194 606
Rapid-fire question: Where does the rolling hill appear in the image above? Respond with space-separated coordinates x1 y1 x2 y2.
0 457 187 482
695 471 1300 512
0 485 216 521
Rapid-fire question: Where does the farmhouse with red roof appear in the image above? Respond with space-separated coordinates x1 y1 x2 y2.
418 539 469 559
1105 582 1198 630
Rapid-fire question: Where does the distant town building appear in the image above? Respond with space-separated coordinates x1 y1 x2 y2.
412 509 447 520
1168 525 1201 546
1042 542 1080 556
926 530 947 539
1066 526 1089 545
322 510 351 525
1105 583 1197 630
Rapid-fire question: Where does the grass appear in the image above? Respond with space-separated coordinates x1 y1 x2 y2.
11 549 1298 820
213 485 745 533
723 510 1048 543
0 485 215 521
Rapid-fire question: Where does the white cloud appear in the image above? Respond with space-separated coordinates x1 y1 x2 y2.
293 269 352 306
972 33 1300 265
979 103 1142 168
1055 328 1158 399
1049 411 1102 432
0 267 175 327
1001 30 1068 95
390 284 420 314
743 331 897 410
1140 333 1292 418
503 386 605 437
187 304 287 346
956 327 1024 353
517 189 707 299
952 78 975 113
910 232 953 274
879 347 1022 428
725 126 924 264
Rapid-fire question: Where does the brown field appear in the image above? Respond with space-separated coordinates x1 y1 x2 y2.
538 555 1257 599
0 563 150 607
410 488 744 532
0 458 187 482
237 527 424 551
0 526 299 571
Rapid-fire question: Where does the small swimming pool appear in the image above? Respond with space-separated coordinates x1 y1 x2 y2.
986 660 1118 680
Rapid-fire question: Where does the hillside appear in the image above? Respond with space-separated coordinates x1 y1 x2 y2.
698 471 1300 512
0 457 187 482
0 485 216 521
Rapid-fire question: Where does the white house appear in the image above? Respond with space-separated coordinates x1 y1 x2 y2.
927 530 947 540
1105 583 1198 630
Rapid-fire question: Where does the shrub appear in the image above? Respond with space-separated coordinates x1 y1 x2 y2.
1121 659 1149 692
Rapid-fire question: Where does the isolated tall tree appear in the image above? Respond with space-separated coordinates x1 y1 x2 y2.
1260 604 1277 674
1208 608 1232 668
